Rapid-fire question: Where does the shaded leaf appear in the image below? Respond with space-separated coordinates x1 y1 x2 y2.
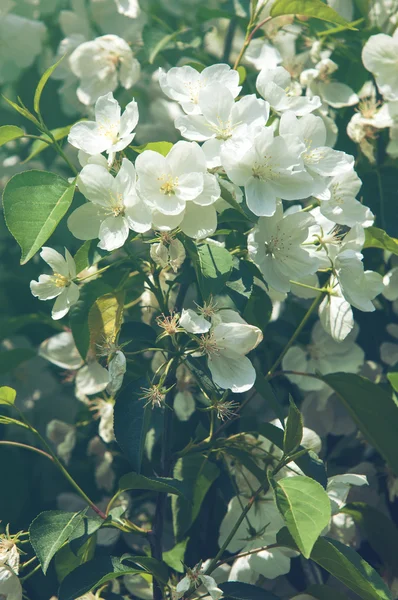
364 226 398 255
3 170 75 264
219 582 280 600
118 472 190 498
55 536 96 583
283 396 303 456
243 285 272 331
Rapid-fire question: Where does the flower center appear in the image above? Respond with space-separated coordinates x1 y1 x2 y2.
158 174 179 196
199 332 220 356
252 157 278 181
53 273 70 288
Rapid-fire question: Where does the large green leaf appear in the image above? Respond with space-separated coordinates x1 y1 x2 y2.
270 0 352 25
283 396 303 456
29 510 87 574
113 379 152 472
322 373 398 476
118 472 190 498
342 502 398 575
3 171 75 264
172 454 220 540
271 475 331 558
69 280 113 359
189 242 234 300
364 226 398 255
58 555 167 600
277 530 392 600
0 125 25 147
219 582 280 599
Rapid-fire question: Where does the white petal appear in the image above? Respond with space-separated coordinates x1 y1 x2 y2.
180 203 217 239
98 215 129 251
180 309 211 334
68 203 106 241
40 247 68 276
52 283 79 320
78 164 116 207
174 391 195 421
75 362 110 395
30 275 62 300
68 121 110 155
95 92 121 132
318 82 359 108
319 289 354 342
39 332 83 370
208 351 256 393
119 99 139 138
245 178 277 217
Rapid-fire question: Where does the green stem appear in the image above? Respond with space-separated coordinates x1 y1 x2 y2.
0 440 54 462
20 564 41 583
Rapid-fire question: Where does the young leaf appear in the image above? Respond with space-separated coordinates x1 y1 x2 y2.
69 280 113 359
58 555 164 600
29 510 87 574
0 125 25 147
364 226 398 255
163 539 188 573
118 472 190 498
270 0 352 26
387 372 398 392
34 56 64 116
283 396 303 456
131 141 173 156
73 240 107 275
342 502 398 575
322 373 398 476
113 379 152 472
0 386 16 406
3 171 75 264
271 475 331 558
219 582 280 600
88 292 125 355
172 454 220 540
258 422 327 488
2 96 40 126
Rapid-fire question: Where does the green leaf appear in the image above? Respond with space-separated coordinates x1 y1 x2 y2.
69 279 113 359
172 454 220 540
387 372 398 392
243 285 272 331
0 349 36 375
3 170 75 264
58 555 166 600
270 0 352 26
55 536 96 583
122 555 169 585
278 531 392 600
29 510 87 574
237 66 246 85
364 226 398 254
254 374 285 427
73 240 107 274
88 292 125 355
69 515 104 556
163 539 188 573
219 582 280 600
34 56 64 115
271 475 331 558
305 584 351 600
189 242 233 300
0 125 25 147
118 472 190 498
283 396 303 456
0 386 16 406
113 379 152 472
322 373 398 476
131 141 173 156
258 422 327 488
342 502 398 575
22 125 72 163
2 95 40 126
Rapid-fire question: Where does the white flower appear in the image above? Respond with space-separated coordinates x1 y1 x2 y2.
362 30 398 100
75 362 110 397
69 34 140 105
0 11 46 85
30 247 80 320
46 420 76 464
327 474 368 514
68 158 151 251
0 566 22 600
318 276 354 342
282 322 364 392
383 267 398 301
107 351 126 395
245 39 282 71
38 331 84 370
301 59 359 109
248 202 319 293
279 111 354 195
150 237 186 272
318 169 374 228
256 66 321 116
159 63 241 114
115 0 140 18
68 92 139 162
136 141 220 239
222 128 314 217
176 566 223 600
180 309 263 393
175 84 269 167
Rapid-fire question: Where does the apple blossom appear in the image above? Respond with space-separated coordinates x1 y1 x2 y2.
68 158 151 251
159 63 241 114
362 30 398 100
30 247 80 320
68 92 139 163
256 66 322 116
